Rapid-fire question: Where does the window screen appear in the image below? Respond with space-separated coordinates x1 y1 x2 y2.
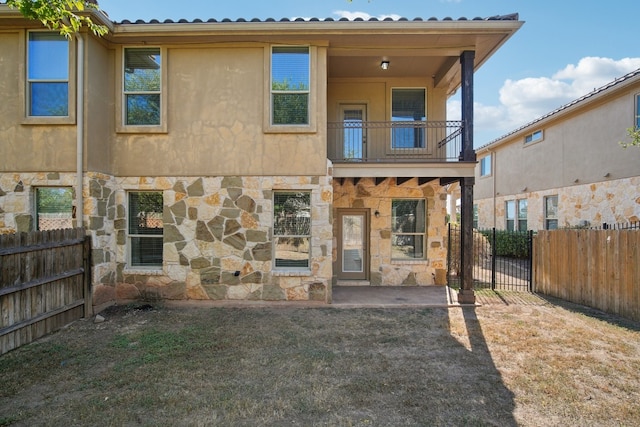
124 47 161 126
28 32 69 116
128 192 163 267
36 187 73 230
391 88 426 148
273 192 311 268
392 199 426 260
271 47 310 125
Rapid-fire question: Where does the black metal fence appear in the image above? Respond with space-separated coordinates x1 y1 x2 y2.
594 221 640 230
447 225 533 292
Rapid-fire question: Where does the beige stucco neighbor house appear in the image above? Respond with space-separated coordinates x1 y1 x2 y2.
474 69 640 231
0 4 522 308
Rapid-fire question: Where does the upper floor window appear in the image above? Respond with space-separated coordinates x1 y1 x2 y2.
480 155 492 177
544 195 558 230
271 46 309 126
391 88 426 149
124 47 161 126
28 32 69 117
525 130 543 144
635 94 640 128
273 191 311 269
392 199 426 260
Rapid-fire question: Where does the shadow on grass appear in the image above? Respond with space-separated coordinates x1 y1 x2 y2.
0 305 519 426
534 292 640 332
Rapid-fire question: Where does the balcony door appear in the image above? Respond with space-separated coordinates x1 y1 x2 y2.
337 209 369 281
339 104 367 160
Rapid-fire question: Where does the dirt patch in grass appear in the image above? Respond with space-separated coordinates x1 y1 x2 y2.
1 298 639 426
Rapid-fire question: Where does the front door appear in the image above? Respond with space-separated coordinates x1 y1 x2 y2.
337 209 369 281
339 104 367 160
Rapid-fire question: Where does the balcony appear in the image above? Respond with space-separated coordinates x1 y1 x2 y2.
328 120 464 163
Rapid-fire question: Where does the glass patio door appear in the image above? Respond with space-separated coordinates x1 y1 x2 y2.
340 104 367 160
338 209 369 281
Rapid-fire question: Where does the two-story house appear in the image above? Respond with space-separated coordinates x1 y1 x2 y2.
0 4 522 308
474 69 640 231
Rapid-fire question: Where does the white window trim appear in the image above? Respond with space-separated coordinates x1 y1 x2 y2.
22 30 76 125
272 191 312 271
479 155 492 177
391 198 427 261
635 93 640 128
126 191 164 270
544 195 558 230
524 129 544 145
517 199 528 231
116 46 167 134
505 200 515 231
263 45 317 134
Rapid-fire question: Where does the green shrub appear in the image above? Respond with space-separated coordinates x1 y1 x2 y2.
479 229 530 258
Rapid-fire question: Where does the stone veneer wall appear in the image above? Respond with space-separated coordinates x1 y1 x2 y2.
108 173 333 304
333 177 448 286
0 172 79 234
0 170 333 306
475 176 640 230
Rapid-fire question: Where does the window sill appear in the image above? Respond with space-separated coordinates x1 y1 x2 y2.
22 116 75 126
116 124 168 134
272 270 312 277
123 268 164 276
391 259 428 265
263 123 317 134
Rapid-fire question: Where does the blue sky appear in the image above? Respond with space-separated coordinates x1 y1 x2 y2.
99 0 640 145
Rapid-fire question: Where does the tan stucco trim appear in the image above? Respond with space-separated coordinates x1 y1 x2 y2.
115 45 168 134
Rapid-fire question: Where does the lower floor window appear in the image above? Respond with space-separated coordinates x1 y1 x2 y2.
128 191 163 267
518 199 528 231
273 191 311 269
545 195 558 230
392 199 426 260
36 187 73 230
505 200 516 231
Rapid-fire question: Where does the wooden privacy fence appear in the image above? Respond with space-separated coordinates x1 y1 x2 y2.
533 229 640 322
0 228 91 355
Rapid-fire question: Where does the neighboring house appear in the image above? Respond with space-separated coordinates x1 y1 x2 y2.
0 5 521 307
474 69 640 231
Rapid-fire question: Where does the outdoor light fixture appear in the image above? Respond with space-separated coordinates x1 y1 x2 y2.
375 210 380 217
380 61 389 70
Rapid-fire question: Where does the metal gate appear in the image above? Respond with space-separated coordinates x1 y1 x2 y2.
447 225 533 291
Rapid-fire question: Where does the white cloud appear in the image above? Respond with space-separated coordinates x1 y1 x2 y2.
332 10 402 21
473 57 640 138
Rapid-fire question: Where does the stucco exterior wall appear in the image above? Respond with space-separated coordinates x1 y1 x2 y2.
474 76 640 229
111 45 328 178
475 176 640 230
85 36 114 175
333 178 448 286
0 31 78 173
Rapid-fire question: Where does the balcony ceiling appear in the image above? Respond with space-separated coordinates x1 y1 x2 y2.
326 30 520 94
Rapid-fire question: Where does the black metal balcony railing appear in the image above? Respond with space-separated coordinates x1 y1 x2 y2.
327 120 463 163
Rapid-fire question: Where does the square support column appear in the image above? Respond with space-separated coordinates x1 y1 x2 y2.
458 50 476 304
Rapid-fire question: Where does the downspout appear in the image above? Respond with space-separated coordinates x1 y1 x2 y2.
76 33 84 228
